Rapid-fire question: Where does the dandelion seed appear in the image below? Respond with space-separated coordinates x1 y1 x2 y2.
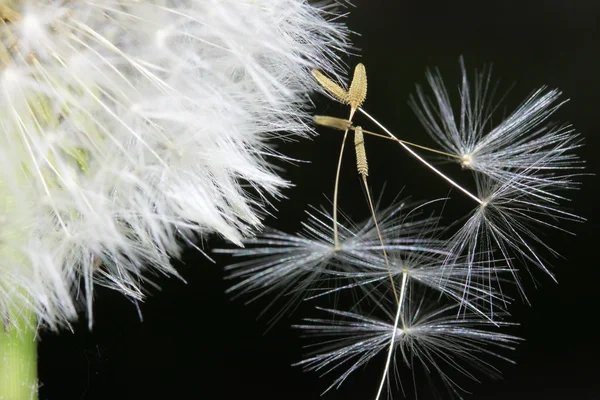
402 57 585 302
348 63 367 113
311 68 349 104
221 54 585 400
354 126 369 177
313 115 353 131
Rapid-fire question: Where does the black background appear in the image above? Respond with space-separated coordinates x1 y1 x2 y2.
39 1 600 399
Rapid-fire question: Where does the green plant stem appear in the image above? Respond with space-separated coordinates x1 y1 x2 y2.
0 304 38 400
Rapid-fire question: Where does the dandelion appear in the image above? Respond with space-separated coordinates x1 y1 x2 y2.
0 0 348 397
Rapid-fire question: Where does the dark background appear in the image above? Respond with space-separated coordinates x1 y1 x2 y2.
39 1 600 399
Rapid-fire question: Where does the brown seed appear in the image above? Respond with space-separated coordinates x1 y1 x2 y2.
348 63 367 111
313 115 352 131
354 126 368 177
311 69 349 104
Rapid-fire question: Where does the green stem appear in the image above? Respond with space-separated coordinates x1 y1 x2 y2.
0 304 38 400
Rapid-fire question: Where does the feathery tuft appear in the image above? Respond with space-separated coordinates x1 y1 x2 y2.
295 300 520 397
0 0 349 329
410 57 583 192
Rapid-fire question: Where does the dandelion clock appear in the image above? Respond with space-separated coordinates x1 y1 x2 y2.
0 1 349 397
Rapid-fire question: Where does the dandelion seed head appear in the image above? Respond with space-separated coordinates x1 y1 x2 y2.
0 0 349 329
